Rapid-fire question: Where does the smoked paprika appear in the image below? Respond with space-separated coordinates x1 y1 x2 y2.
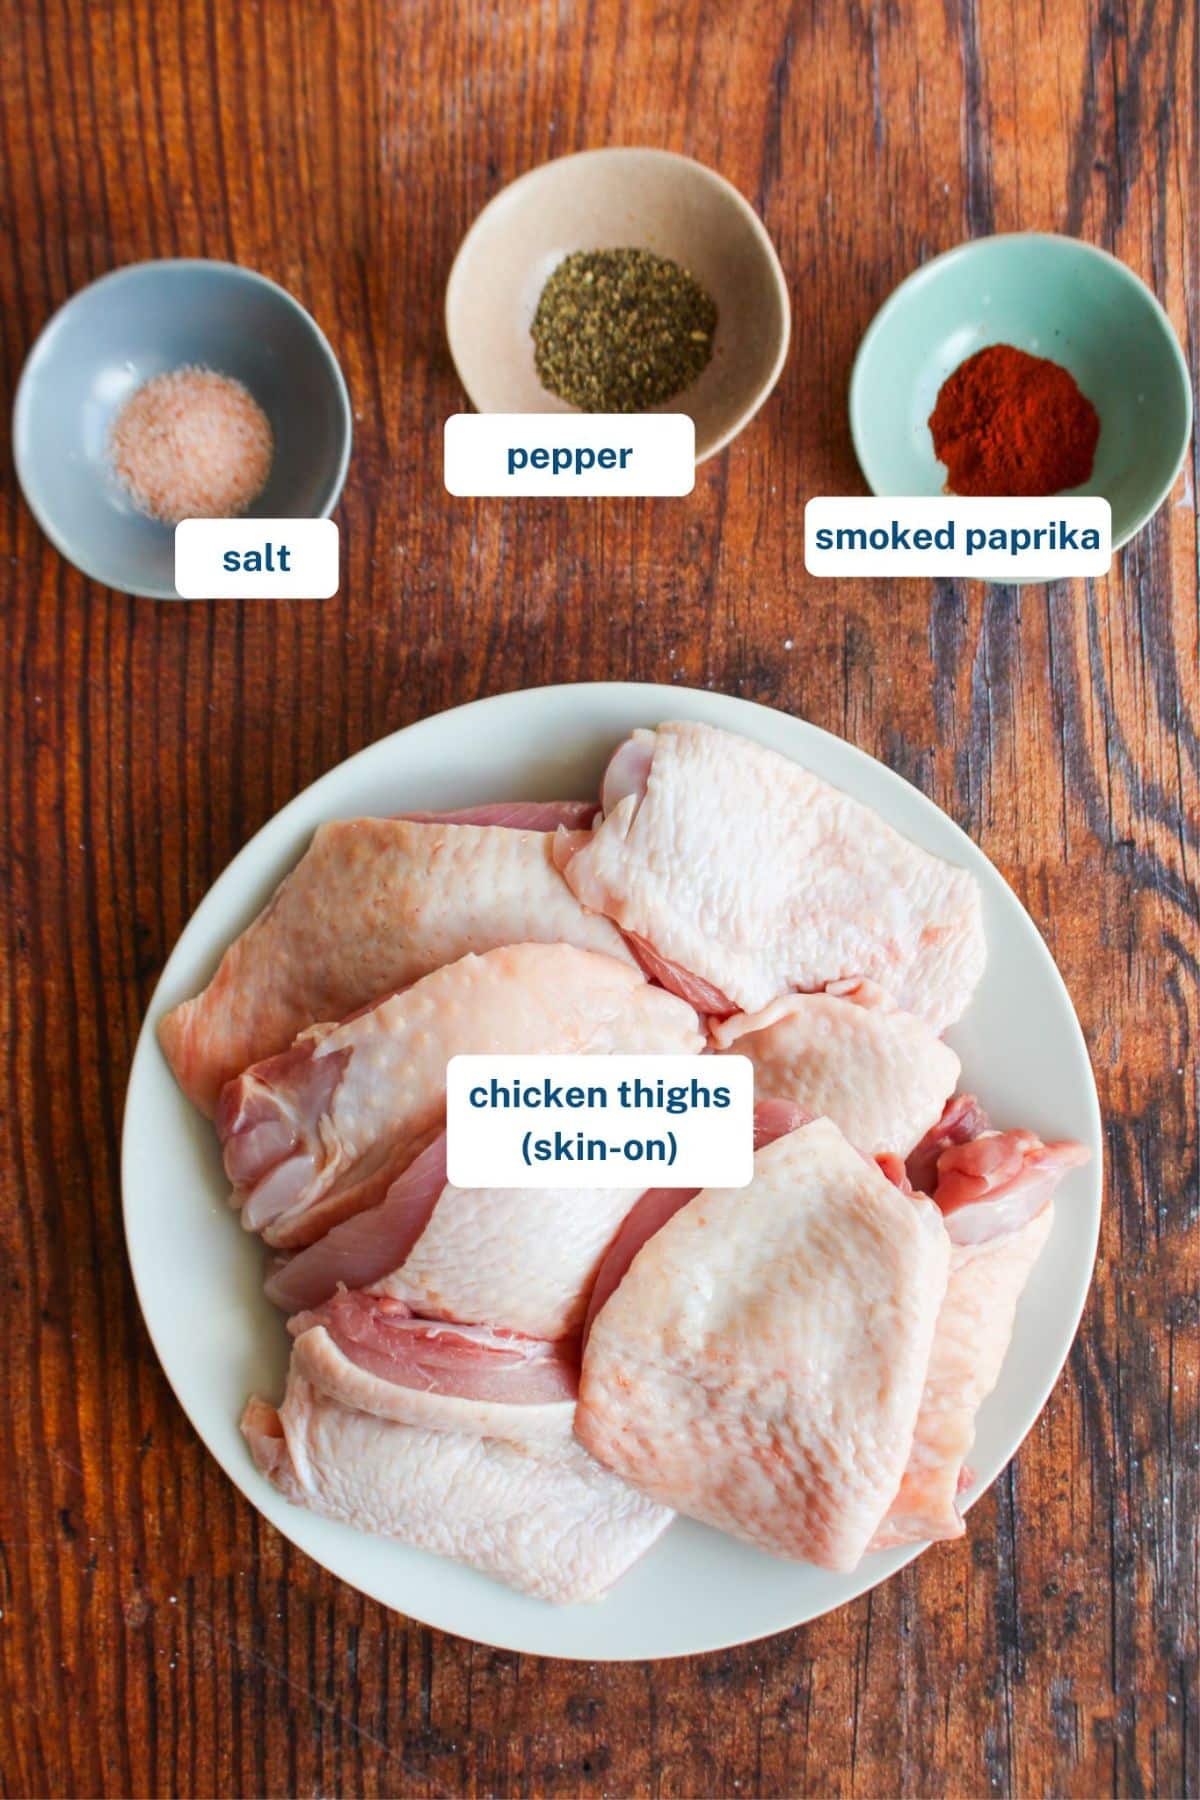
928 344 1100 497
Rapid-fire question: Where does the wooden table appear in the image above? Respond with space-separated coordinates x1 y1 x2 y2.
2 2 1196 1795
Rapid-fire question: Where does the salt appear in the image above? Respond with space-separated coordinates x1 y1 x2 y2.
110 366 273 525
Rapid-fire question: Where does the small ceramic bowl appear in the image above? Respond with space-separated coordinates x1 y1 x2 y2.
13 260 352 599
850 233 1192 550
446 148 790 463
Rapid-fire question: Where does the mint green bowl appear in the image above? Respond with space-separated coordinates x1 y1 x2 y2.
850 233 1192 550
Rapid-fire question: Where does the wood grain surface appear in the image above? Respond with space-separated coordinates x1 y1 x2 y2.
1 1 1196 1795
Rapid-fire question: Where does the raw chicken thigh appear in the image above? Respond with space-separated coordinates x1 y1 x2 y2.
872 1212 1053 1549
267 1130 638 1339
399 802 599 829
244 1364 673 1604
905 1092 991 1192
930 1127 1089 1243
218 943 702 1248
576 1118 951 1571
160 811 631 1113
559 722 986 1027
579 1096 810 1344
287 1293 579 1437
873 1128 1089 1547
263 1136 458 1313
711 980 960 1156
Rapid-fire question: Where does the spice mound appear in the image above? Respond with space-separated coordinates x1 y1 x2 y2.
110 366 274 524
531 248 718 412
928 344 1100 497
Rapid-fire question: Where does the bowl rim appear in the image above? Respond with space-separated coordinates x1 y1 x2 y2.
848 230 1194 553
444 146 792 465
12 256 354 600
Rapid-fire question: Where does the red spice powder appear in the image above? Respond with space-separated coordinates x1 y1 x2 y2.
928 344 1100 497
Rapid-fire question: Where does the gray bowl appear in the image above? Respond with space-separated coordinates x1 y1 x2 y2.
13 259 352 599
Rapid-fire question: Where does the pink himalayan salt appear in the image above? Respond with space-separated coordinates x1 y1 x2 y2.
109 366 273 524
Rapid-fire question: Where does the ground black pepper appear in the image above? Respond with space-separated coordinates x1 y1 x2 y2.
530 248 718 412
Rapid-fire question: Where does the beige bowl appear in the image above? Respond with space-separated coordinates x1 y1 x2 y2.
445 149 790 463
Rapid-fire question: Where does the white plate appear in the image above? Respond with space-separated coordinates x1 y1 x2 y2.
122 682 1102 1660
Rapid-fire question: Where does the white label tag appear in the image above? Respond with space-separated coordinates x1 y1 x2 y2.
804 496 1111 579
174 518 340 598
446 1055 755 1189
444 413 695 497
